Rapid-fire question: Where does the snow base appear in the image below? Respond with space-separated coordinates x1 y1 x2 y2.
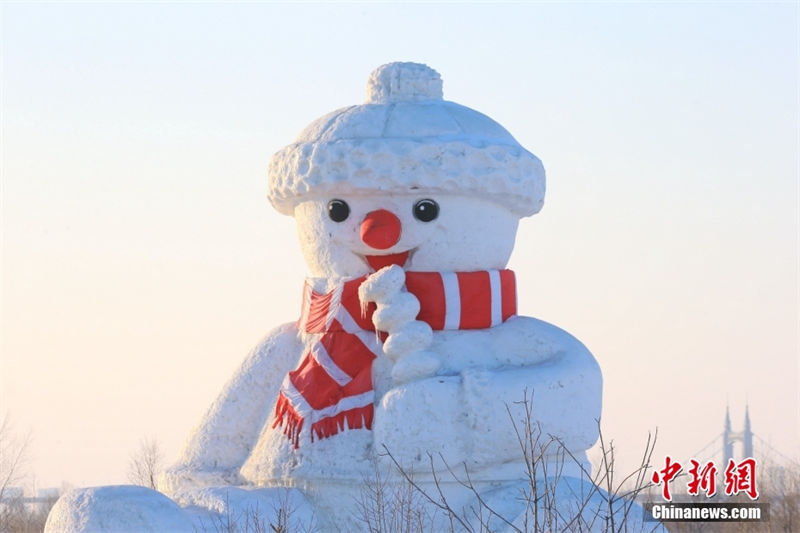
44 476 664 532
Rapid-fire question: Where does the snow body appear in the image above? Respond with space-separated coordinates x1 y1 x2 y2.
157 191 604 530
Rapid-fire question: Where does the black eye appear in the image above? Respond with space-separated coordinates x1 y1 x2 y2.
413 199 439 222
327 199 350 222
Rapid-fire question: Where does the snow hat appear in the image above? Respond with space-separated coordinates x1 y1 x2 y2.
268 62 545 218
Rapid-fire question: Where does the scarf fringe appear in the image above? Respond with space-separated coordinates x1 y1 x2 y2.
311 405 374 442
272 391 303 449
273 392 375 448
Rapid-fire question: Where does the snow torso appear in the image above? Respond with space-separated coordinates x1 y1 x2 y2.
163 307 601 491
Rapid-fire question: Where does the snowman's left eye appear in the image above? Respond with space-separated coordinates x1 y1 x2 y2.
327 199 350 222
413 199 439 222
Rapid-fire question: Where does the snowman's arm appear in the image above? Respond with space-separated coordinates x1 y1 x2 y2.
375 319 602 471
160 322 303 491
460 335 603 466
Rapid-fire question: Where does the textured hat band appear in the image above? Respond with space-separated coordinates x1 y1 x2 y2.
268 137 545 217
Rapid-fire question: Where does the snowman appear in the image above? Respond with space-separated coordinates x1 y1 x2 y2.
47 63 660 532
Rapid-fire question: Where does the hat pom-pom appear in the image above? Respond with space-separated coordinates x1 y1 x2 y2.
366 62 443 104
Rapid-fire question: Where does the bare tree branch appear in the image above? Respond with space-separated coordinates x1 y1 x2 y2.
127 437 163 490
0 413 31 502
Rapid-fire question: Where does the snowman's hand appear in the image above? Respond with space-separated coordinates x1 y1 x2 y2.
359 265 440 381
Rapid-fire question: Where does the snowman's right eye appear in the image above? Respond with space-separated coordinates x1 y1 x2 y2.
413 199 439 222
327 199 350 222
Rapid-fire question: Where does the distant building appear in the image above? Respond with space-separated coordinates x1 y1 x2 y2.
0 486 24 501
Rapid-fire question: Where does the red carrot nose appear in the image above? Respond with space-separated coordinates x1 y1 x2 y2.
360 209 401 250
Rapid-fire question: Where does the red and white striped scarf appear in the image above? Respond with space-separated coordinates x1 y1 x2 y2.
273 270 517 448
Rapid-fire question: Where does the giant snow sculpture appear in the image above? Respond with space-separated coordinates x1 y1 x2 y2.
46 63 660 532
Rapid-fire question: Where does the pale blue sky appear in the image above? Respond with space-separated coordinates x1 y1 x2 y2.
2 2 797 489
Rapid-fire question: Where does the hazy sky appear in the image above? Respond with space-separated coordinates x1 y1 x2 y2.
2 2 797 490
